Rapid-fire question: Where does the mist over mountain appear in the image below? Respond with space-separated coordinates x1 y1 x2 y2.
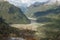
7 0 49 7
7 0 50 12
1 0 60 12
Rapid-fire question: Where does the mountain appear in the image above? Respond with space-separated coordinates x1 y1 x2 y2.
0 1 30 24
25 2 59 18
7 0 60 12
30 0 50 7
36 6 60 23
7 0 54 12
25 2 60 23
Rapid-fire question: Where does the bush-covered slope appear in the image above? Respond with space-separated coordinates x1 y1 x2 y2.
36 6 60 23
0 2 30 24
36 13 60 40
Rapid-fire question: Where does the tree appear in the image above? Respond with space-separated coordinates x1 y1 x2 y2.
0 18 10 40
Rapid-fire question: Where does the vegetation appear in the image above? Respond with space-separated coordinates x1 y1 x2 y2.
0 17 36 40
0 2 30 24
36 6 60 23
25 3 60 40
36 14 60 40
25 3 58 18
0 1 60 40
0 17 20 39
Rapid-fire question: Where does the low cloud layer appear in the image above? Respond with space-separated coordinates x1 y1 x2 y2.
7 0 49 7
7 0 59 12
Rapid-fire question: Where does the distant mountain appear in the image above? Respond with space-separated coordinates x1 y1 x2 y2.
33 6 60 17
25 2 60 23
7 0 60 12
6 0 53 12
25 2 59 18
31 0 50 7
0 2 30 24
31 2 43 7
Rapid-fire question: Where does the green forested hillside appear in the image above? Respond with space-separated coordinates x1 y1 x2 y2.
0 2 30 24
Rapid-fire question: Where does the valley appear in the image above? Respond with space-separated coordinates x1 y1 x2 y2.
10 17 45 31
9 17 45 40
0 0 60 40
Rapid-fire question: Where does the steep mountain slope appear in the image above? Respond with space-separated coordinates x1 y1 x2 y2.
25 3 58 18
34 6 60 17
25 2 60 23
35 5 60 23
37 13 60 40
0 2 30 24
36 13 60 23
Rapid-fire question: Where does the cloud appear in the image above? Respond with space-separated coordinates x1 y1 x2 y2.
7 0 49 12
7 0 49 7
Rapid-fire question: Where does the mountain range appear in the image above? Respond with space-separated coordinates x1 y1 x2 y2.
25 3 58 17
24 1 60 23
7 0 60 12
0 0 60 24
